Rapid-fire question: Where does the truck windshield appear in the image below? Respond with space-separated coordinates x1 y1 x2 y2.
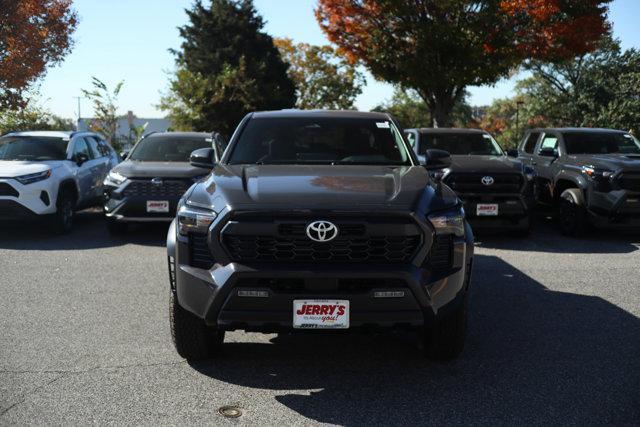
419 132 503 156
129 136 212 162
563 132 640 155
0 136 68 161
228 117 412 165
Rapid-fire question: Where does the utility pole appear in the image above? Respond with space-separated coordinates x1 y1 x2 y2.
74 96 82 130
515 100 525 146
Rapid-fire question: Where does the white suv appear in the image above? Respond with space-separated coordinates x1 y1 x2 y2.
0 131 119 233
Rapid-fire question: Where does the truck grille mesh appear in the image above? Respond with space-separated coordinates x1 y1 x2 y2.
423 235 454 272
223 234 421 263
444 173 522 194
189 234 215 269
123 179 192 198
618 173 640 192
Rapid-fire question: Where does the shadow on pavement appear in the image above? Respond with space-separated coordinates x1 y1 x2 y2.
475 214 639 254
0 209 167 250
191 254 640 425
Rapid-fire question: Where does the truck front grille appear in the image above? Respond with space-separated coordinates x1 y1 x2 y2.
444 173 523 194
223 234 421 263
221 215 423 264
618 173 640 192
123 179 192 198
0 183 19 197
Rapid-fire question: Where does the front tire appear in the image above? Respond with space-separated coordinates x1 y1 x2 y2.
423 292 468 361
558 188 589 237
50 190 75 234
170 292 224 360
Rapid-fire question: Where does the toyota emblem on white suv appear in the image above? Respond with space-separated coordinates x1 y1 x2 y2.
481 176 495 186
306 221 339 242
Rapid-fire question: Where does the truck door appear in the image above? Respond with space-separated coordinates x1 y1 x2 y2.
519 131 541 167
532 132 560 203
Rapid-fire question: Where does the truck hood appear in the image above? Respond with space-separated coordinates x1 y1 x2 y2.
0 160 59 178
113 160 210 178
198 164 432 209
567 153 640 171
448 155 523 174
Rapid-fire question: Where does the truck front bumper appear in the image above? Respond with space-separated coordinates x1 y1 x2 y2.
168 220 474 332
587 189 640 229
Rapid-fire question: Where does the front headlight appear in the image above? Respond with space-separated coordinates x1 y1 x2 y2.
428 208 465 237
177 204 217 235
581 166 614 180
15 170 51 185
105 171 127 186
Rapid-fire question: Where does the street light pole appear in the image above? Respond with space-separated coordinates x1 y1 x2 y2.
74 96 82 130
515 100 525 146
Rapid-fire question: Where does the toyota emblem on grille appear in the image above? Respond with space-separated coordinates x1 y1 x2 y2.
151 177 163 186
306 221 339 242
481 176 495 186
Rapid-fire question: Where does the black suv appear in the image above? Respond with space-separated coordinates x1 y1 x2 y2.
167 110 474 361
517 128 640 235
103 132 225 233
405 128 534 235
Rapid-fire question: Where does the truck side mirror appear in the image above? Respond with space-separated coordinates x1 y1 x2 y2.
507 149 518 158
423 149 452 170
190 148 216 169
120 150 129 160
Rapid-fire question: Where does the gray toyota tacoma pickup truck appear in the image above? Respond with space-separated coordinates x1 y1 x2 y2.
167 110 474 361
518 128 640 235
406 128 534 235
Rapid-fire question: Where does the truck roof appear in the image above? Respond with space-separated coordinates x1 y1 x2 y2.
409 128 489 135
251 110 391 120
527 127 629 134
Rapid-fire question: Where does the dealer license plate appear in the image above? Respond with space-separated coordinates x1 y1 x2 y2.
146 200 169 213
293 300 349 329
477 203 499 216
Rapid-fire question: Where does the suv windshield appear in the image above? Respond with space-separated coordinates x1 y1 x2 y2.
0 136 68 161
228 117 412 165
419 132 503 156
129 136 212 162
563 132 640 155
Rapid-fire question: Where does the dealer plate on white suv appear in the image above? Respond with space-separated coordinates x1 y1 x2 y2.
293 300 349 329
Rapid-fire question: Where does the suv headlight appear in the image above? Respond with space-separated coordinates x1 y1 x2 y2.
105 171 127 186
178 204 217 235
15 170 51 185
428 208 465 237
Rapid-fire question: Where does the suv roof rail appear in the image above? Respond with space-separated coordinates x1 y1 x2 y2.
140 131 158 139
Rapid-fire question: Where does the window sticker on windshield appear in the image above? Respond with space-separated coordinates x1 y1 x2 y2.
376 121 390 129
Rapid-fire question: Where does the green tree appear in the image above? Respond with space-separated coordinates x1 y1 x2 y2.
160 0 296 136
316 0 611 127
81 77 124 149
274 38 365 109
514 37 640 134
0 96 74 134
374 88 475 129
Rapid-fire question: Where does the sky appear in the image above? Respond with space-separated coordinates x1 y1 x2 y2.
37 0 640 120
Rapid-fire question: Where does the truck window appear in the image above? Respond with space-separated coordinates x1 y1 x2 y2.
523 132 540 154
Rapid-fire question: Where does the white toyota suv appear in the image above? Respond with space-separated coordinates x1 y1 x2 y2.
0 131 119 233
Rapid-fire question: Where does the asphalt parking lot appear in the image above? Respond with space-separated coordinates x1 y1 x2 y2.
1 211 639 425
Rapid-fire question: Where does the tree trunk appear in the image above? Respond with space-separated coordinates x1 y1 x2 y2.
420 87 462 128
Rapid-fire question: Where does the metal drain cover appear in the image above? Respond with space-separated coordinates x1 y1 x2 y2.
218 405 242 418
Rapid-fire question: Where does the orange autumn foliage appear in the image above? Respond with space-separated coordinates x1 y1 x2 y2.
0 0 78 107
